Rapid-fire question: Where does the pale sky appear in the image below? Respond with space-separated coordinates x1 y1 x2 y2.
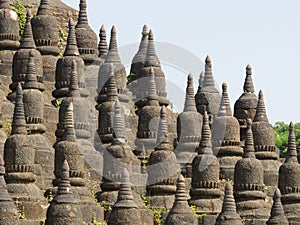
62 0 300 125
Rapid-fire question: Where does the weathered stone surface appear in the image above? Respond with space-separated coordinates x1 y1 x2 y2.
266 188 288 225
101 98 141 193
4 84 45 223
135 30 169 107
129 25 149 83
195 56 221 125
212 83 243 180
215 182 243 225
97 63 137 148
9 10 44 100
164 175 196 225
0 0 20 88
53 18 85 99
234 65 258 146
190 111 223 217
54 100 104 224
147 106 181 210
45 160 83 225
75 0 98 64
0 153 20 225
98 25 108 59
278 122 300 224
234 120 270 225
22 51 54 191
135 68 176 156
107 169 144 225
252 90 280 196
31 0 60 56
175 74 202 178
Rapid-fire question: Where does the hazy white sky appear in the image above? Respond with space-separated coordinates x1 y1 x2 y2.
62 0 300 124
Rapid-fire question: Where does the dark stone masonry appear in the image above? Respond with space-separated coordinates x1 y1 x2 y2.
0 0 295 224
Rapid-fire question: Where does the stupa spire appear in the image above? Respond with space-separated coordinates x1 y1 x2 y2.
62 101 76 141
253 90 269 123
215 182 242 225
286 122 298 163
11 84 27 135
76 0 88 28
64 18 79 56
266 188 289 225
20 10 36 49
57 160 72 196
243 64 255 93
98 25 108 57
106 64 118 102
144 29 160 67
243 119 256 158
105 25 121 63
113 99 126 144
37 0 50 16
184 73 197 112
218 82 232 117
68 60 80 97
23 51 38 89
203 55 215 87
198 111 213 154
114 168 137 208
156 106 168 146
147 67 159 106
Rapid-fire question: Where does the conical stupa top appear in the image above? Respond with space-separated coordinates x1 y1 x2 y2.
130 25 148 73
20 10 36 49
197 111 213 156
37 0 50 16
23 51 38 89
113 98 126 144
286 122 298 163
253 90 269 123
218 82 232 117
57 160 72 196
105 26 121 63
243 64 255 93
147 67 159 106
62 101 76 141
76 0 88 28
108 26 117 51
11 84 27 135
144 29 160 67
98 25 108 57
156 106 168 146
267 188 289 225
0 0 11 9
106 63 118 102
183 73 197 112
114 168 137 208
243 119 256 158
221 182 238 213
137 24 148 54
64 18 79 56
199 71 205 89
203 55 215 88
175 175 188 202
68 60 80 97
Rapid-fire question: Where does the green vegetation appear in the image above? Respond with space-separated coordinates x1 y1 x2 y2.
274 121 300 158
3 119 12 137
141 194 165 225
9 0 27 38
57 27 67 58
